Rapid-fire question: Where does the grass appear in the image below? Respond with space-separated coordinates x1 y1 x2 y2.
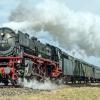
0 85 100 100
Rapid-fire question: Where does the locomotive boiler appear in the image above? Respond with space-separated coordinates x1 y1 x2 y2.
0 28 16 56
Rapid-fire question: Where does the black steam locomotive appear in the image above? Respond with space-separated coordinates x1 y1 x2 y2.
0 27 100 85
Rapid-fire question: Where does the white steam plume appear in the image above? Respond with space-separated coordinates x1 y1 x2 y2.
8 0 100 56
18 78 58 90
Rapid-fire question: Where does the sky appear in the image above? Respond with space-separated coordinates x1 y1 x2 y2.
0 0 100 23
0 0 100 66
0 0 19 23
66 0 100 14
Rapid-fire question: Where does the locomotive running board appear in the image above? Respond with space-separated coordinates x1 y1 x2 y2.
0 56 22 59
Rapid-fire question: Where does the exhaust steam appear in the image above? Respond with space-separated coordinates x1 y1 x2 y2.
18 78 58 90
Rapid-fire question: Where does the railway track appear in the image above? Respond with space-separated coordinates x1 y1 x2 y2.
0 85 22 88
0 83 100 89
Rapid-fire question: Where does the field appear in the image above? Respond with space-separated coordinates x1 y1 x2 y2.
0 84 100 100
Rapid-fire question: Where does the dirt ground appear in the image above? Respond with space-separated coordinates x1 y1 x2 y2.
0 84 100 100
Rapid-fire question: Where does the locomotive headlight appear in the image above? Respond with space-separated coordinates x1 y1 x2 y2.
1 33 4 36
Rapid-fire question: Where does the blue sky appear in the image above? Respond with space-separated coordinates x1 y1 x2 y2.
66 0 100 14
0 0 19 23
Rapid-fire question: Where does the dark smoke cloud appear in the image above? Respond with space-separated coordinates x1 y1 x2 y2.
8 0 100 57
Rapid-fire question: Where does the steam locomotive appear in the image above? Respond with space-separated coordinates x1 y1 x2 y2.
0 27 100 86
